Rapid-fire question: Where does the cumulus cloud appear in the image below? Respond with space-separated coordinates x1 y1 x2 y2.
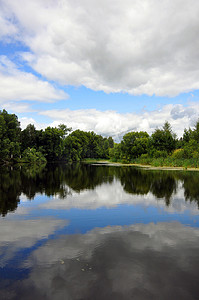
0 1 19 41
3 101 34 113
1 0 199 96
0 56 68 106
19 116 48 130
0 15 17 40
40 102 199 139
4 222 199 299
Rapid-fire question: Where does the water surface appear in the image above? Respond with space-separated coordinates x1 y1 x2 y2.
1 163 199 299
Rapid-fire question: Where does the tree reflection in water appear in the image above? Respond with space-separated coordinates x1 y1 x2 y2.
1 163 199 216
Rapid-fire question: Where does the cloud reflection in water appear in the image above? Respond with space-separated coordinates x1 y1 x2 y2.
3 222 199 300
40 179 199 215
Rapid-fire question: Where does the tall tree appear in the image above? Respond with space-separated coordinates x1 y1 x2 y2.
21 124 37 152
121 131 149 161
0 110 21 162
150 121 176 155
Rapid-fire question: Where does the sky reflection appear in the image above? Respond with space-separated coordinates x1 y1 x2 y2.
1 164 199 299
1 222 199 300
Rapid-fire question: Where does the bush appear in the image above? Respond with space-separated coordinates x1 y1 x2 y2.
152 150 168 158
137 154 152 165
22 148 47 163
171 149 185 159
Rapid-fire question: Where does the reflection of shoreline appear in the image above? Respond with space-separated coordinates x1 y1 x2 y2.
39 180 199 215
1 163 199 216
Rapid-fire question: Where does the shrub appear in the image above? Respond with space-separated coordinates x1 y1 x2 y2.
22 148 47 163
171 149 185 159
153 150 167 158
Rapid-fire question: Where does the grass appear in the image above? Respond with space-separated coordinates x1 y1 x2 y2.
82 157 199 170
82 158 109 163
131 157 199 169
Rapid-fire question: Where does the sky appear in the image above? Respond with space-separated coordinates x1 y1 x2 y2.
0 0 199 140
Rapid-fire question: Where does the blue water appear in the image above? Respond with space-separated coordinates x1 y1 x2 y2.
1 163 199 299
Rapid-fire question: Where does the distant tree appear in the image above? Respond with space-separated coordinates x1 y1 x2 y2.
86 131 99 158
109 143 122 161
21 124 37 152
120 131 149 161
183 128 192 144
22 147 47 163
40 127 63 161
58 124 72 139
107 137 114 148
0 110 21 162
150 121 176 155
181 120 199 158
63 130 89 161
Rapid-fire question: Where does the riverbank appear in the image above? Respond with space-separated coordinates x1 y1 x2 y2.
83 159 199 171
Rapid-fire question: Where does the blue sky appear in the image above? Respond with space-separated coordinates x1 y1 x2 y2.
0 0 199 139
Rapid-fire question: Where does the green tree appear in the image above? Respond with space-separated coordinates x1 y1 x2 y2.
65 130 89 160
109 143 122 161
108 137 114 148
182 120 199 158
64 135 82 162
21 124 37 152
150 121 176 156
22 147 47 163
120 131 149 161
40 127 63 161
0 110 21 162
58 124 72 139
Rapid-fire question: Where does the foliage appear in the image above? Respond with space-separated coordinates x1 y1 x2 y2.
120 131 149 162
63 130 111 161
171 149 185 159
109 143 122 161
22 147 47 163
21 124 37 152
150 121 176 155
0 110 21 162
2 110 199 168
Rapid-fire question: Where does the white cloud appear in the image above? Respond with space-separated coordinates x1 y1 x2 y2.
0 56 68 106
2 0 199 96
0 4 18 40
3 102 33 113
19 117 48 130
40 102 199 139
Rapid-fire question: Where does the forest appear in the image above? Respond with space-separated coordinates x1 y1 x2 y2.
0 109 199 168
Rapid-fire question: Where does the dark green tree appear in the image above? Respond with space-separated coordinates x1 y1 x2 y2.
150 121 176 155
120 131 149 161
21 124 37 152
0 110 21 162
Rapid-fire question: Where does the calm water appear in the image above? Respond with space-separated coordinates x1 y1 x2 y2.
1 163 199 299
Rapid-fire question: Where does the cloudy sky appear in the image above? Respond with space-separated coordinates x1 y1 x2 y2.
1 0 199 138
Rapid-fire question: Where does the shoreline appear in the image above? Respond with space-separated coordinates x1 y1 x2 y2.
83 160 199 171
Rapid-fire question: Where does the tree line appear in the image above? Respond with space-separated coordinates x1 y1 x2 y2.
0 109 199 167
0 109 114 164
110 120 199 167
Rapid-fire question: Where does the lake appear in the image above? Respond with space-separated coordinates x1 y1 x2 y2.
1 163 199 299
